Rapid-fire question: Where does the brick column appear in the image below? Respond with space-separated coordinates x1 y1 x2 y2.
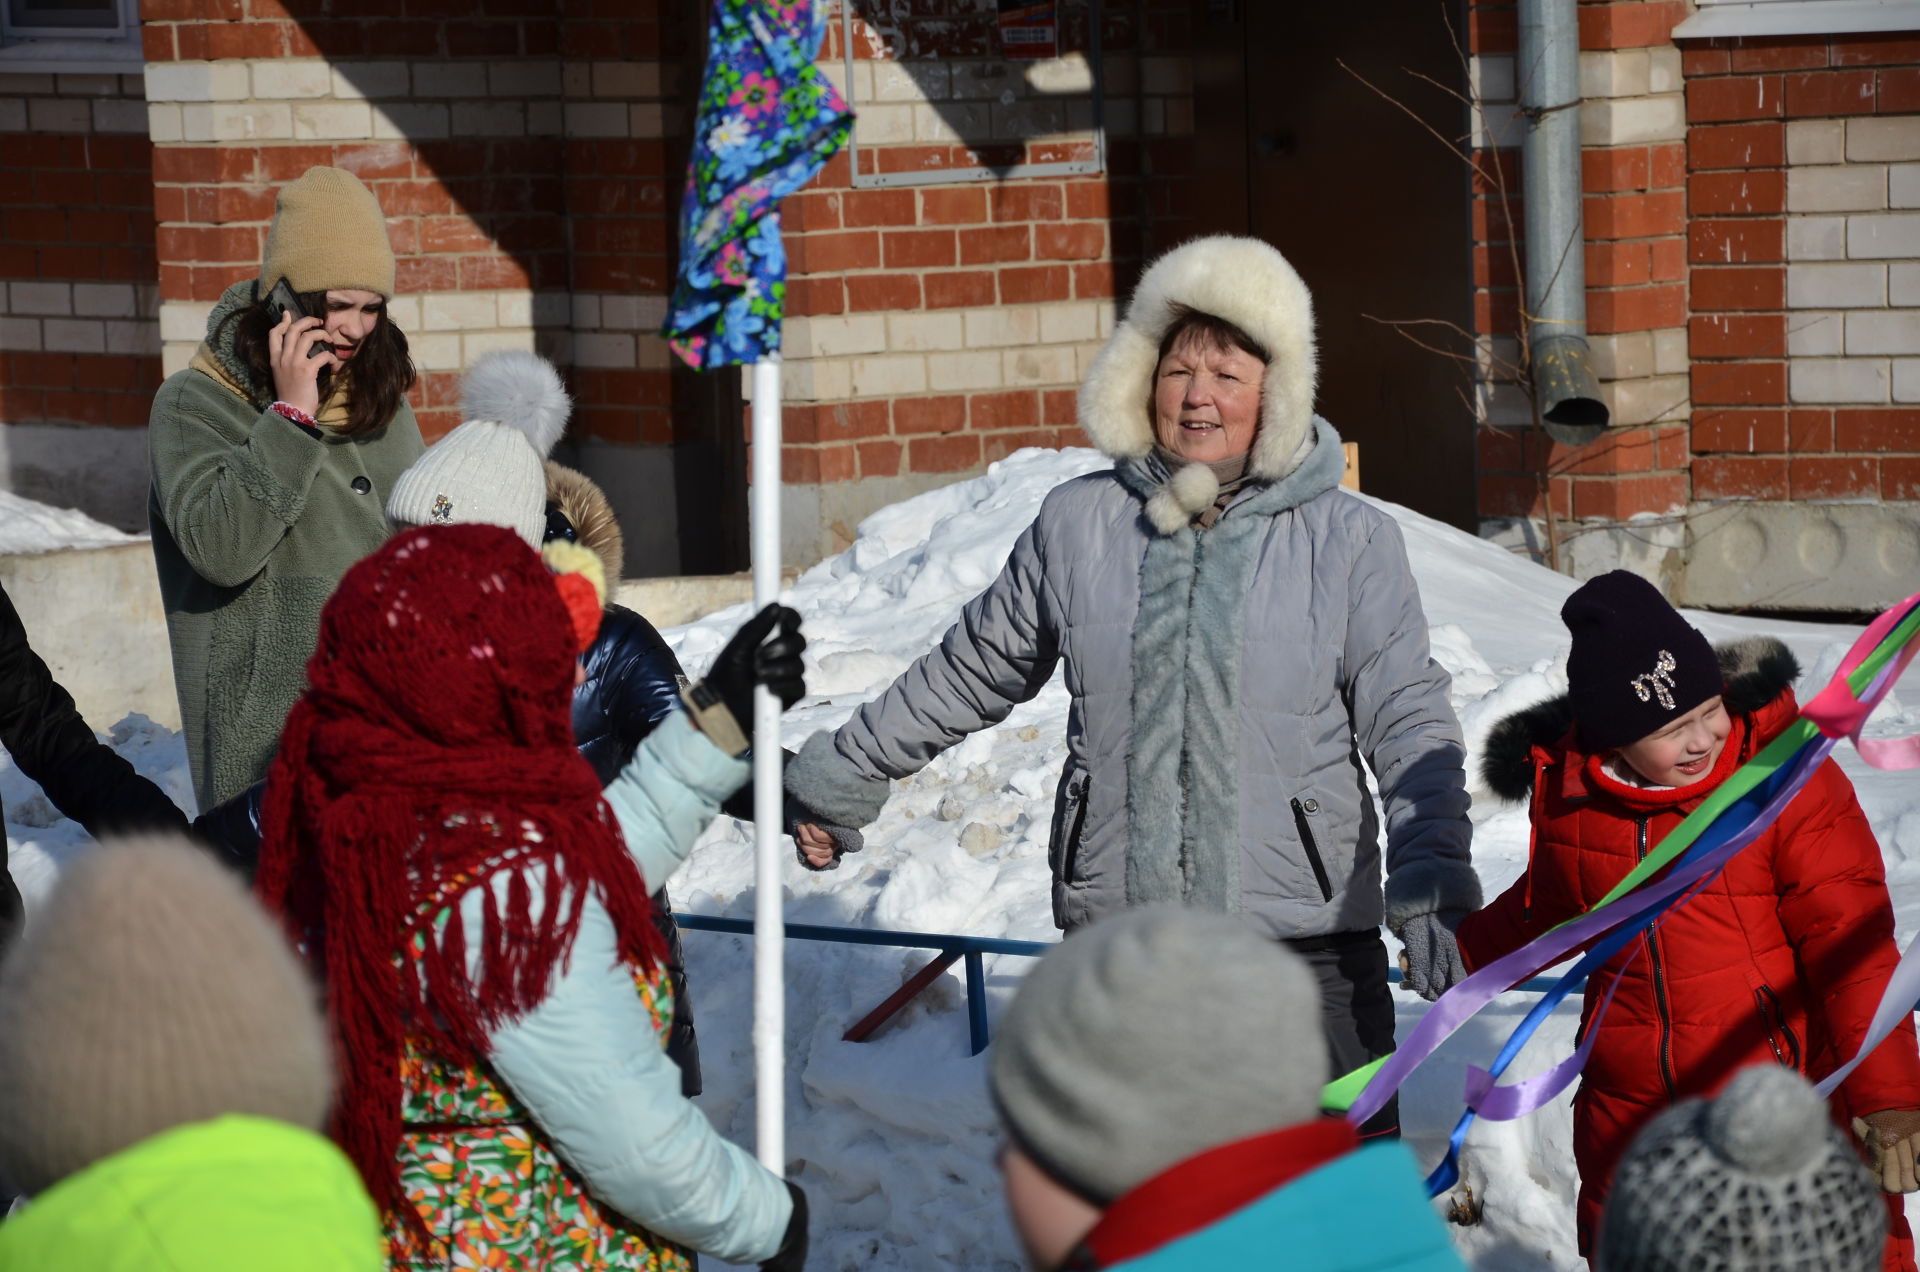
1681 32 1920 609
0 69 160 525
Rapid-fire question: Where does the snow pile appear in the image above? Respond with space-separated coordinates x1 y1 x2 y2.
8 447 1915 1269
0 490 141 556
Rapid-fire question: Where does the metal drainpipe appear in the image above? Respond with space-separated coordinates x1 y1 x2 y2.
1519 0 1610 445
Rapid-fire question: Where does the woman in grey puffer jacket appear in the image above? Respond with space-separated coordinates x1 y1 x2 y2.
786 235 1480 1131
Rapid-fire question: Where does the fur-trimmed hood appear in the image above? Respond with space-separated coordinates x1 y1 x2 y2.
545 461 624 588
1480 636 1800 802
1078 235 1317 527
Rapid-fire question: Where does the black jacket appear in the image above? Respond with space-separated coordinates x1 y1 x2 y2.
0 583 188 951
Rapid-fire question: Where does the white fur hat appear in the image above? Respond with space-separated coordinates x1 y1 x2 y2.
1078 235 1317 529
386 350 571 549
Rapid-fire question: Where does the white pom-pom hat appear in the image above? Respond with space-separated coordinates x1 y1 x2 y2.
386 350 572 549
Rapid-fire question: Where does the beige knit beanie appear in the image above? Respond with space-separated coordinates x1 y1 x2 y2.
0 836 333 1197
260 166 396 298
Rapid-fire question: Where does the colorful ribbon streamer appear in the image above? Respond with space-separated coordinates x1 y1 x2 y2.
1342 593 1920 1193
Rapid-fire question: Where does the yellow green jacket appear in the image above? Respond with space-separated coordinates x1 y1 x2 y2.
0 1115 383 1270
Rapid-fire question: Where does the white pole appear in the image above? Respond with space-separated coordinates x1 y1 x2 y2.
749 353 785 1172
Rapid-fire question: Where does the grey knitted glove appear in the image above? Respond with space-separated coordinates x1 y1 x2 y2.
1397 910 1471 1002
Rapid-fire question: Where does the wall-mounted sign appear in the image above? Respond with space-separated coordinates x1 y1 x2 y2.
997 0 1057 60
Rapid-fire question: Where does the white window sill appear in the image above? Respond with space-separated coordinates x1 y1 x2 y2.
1674 0 1920 39
0 34 142 77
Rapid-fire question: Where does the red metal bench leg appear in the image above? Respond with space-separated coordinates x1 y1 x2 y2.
843 950 962 1043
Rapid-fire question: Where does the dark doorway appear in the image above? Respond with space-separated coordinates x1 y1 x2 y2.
1190 1 1477 529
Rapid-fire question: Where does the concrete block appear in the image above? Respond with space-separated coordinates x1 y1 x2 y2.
571 295 602 329
451 101 525 137
1895 359 1920 403
103 319 157 355
951 61 1021 100
373 102 449 141
28 98 90 132
331 62 410 101
179 104 212 143
1786 311 1844 357
1789 356 1890 404
1040 302 1097 345
41 319 104 354
1848 116 1920 163
914 101 988 144
1601 374 1689 427
1894 264 1920 306
0 100 26 133
563 103 627 138
1003 344 1077 387
1580 48 1651 99
964 307 1039 348
489 61 561 97
9 282 70 316
494 292 533 328
635 334 671 370
1850 311 1920 355
1653 327 1689 377
562 63 591 98
850 353 929 397
0 318 40 351
776 356 852 402
1787 119 1844 166
1786 214 1846 261
462 329 536 360
381 296 420 333
413 62 488 98
870 59 945 103
591 61 661 99
629 103 666 138
1027 53 1093 95
1648 46 1683 94
292 101 371 140
527 102 563 136
1787 261 1887 309
144 61 248 104
1679 503 1920 612
1848 212 1920 259
208 102 293 141
408 332 462 371
422 293 497 331
532 292 572 327
572 332 636 368
1893 165 1920 210
1472 54 1515 104
1140 56 1191 95
1788 164 1887 213
885 311 964 352
71 283 135 319
788 313 888 357
599 294 648 330
925 350 1001 391
1588 331 1652 380
251 60 331 99
854 103 913 144
1579 95 1686 146
161 343 193 377
90 98 147 133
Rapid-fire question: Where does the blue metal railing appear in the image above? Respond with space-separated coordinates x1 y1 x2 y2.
675 913 1571 1056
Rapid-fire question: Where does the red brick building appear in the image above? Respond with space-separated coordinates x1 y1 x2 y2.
0 0 1915 609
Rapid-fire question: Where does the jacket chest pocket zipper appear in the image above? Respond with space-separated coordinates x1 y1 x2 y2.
1063 785 1089 885
1292 798 1334 902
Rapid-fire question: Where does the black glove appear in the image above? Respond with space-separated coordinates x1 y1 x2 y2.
704 604 807 730
762 1179 809 1272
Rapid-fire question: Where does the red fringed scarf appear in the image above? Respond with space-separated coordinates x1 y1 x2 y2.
254 526 664 1239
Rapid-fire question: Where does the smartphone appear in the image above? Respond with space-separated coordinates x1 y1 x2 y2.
264 277 330 359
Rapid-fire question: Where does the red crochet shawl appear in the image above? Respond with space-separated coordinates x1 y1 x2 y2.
255 526 664 1233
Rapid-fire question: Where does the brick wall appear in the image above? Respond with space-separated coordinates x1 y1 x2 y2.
1471 0 1696 581
769 0 1196 560
1680 32 1920 609
0 69 160 526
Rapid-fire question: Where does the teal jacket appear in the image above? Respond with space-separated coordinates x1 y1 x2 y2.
1071 1121 1465 1272
148 280 422 808
0 1115 383 1270
451 711 795 1264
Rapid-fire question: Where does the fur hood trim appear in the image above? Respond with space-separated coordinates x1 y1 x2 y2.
1480 636 1800 802
545 461 624 586
1077 235 1316 483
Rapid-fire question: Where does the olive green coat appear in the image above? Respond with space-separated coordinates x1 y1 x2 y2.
148 281 422 808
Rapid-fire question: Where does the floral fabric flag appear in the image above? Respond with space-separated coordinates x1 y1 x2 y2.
664 0 852 370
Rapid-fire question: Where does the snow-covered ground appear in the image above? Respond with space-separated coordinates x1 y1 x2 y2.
0 490 141 557
7 448 1917 1268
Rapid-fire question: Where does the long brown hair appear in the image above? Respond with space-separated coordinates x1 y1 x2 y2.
216 286 417 438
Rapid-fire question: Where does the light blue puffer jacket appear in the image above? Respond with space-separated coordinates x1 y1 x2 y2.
458 711 792 1264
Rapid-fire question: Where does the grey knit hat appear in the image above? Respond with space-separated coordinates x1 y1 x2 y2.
387 349 571 549
0 837 333 1197
989 905 1327 1204
1596 1065 1887 1272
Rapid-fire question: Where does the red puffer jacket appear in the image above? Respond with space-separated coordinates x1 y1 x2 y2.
1457 637 1920 1265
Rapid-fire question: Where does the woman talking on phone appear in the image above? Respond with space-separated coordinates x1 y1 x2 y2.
149 166 423 810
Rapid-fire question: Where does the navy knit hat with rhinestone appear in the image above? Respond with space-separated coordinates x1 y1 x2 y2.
1563 570 1723 753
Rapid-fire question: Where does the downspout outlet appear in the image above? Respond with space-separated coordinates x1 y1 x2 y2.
1533 332 1609 445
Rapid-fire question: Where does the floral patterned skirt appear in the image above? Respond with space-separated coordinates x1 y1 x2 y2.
387 970 691 1272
